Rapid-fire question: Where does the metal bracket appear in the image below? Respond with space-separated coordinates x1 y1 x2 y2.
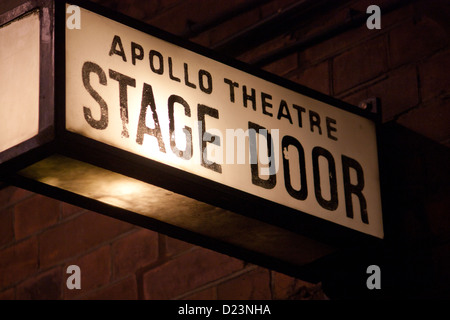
358 97 381 115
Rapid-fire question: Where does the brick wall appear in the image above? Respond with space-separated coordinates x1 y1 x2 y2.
0 0 449 299
0 186 326 300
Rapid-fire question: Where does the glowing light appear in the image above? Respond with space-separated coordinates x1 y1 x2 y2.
107 178 143 196
0 11 40 153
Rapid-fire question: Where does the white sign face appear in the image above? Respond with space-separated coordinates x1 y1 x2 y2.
65 5 384 238
0 11 40 153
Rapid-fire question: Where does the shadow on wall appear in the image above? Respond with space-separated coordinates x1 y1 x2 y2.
312 122 450 299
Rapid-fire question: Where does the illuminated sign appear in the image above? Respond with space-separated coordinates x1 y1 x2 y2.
0 0 384 278
65 5 383 238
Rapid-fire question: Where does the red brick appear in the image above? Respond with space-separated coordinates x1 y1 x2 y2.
378 1 416 29
147 0 251 36
84 275 138 300
89 0 118 10
14 195 60 240
146 4 191 34
165 235 195 257
333 36 388 94
190 32 210 47
0 187 33 211
143 247 243 299
420 50 450 101
238 34 296 65
151 0 184 16
0 288 15 300
339 89 367 110
389 16 448 68
61 202 83 219
63 246 111 299
207 6 261 47
341 65 419 122
260 0 306 18
217 268 271 300
397 96 450 145
182 287 217 300
370 65 418 121
39 210 133 268
0 208 14 247
272 271 301 299
116 0 159 21
16 267 63 300
295 3 350 40
112 229 159 279
348 0 399 12
290 61 330 95
299 24 370 66
0 237 38 289
298 1 413 67
262 53 298 77
272 271 326 300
